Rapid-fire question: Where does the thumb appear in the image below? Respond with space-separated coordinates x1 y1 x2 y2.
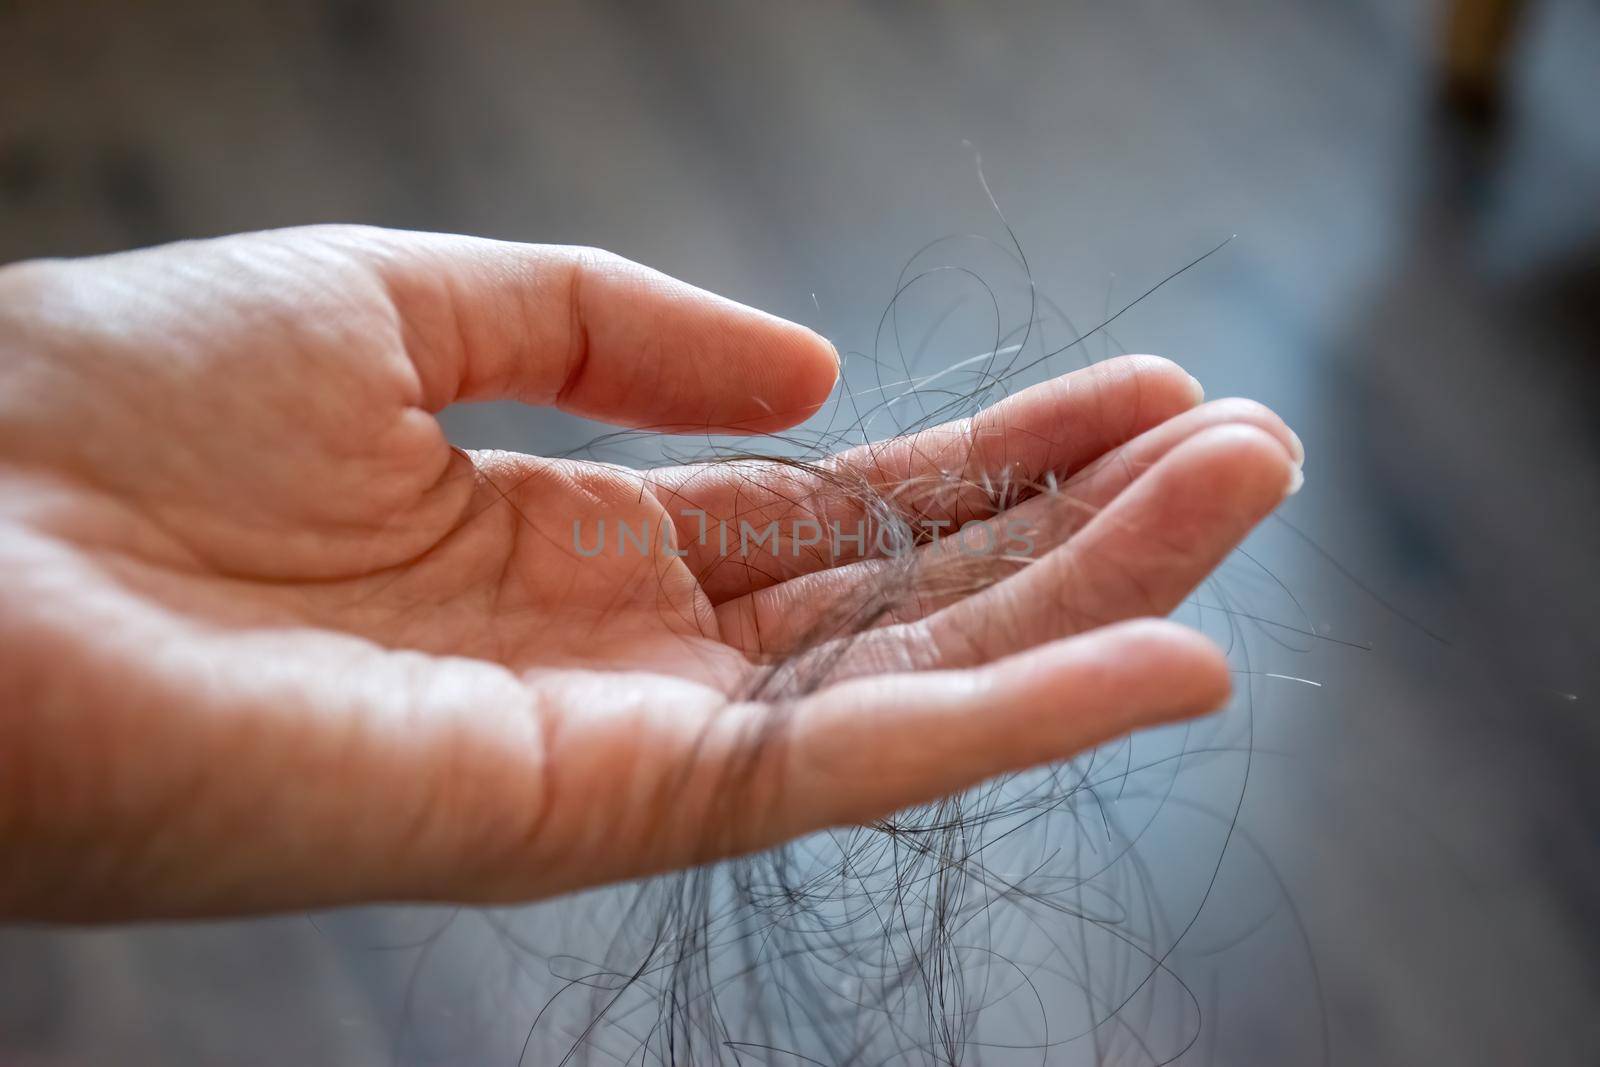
317 225 839 433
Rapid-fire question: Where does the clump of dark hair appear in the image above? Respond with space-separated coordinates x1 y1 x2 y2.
356 172 1333 1067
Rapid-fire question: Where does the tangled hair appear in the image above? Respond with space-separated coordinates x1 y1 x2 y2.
371 175 1335 1066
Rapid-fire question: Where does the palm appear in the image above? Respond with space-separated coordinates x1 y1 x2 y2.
0 227 1300 919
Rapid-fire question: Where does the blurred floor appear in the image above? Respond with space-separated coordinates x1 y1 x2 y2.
2 1 1598 1063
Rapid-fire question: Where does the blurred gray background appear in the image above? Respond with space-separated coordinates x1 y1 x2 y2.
2 0 1598 1064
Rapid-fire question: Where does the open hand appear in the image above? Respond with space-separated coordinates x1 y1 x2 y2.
0 227 1301 919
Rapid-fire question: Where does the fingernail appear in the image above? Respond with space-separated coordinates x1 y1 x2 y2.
1285 426 1305 465
1185 374 1205 403
1286 463 1305 496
